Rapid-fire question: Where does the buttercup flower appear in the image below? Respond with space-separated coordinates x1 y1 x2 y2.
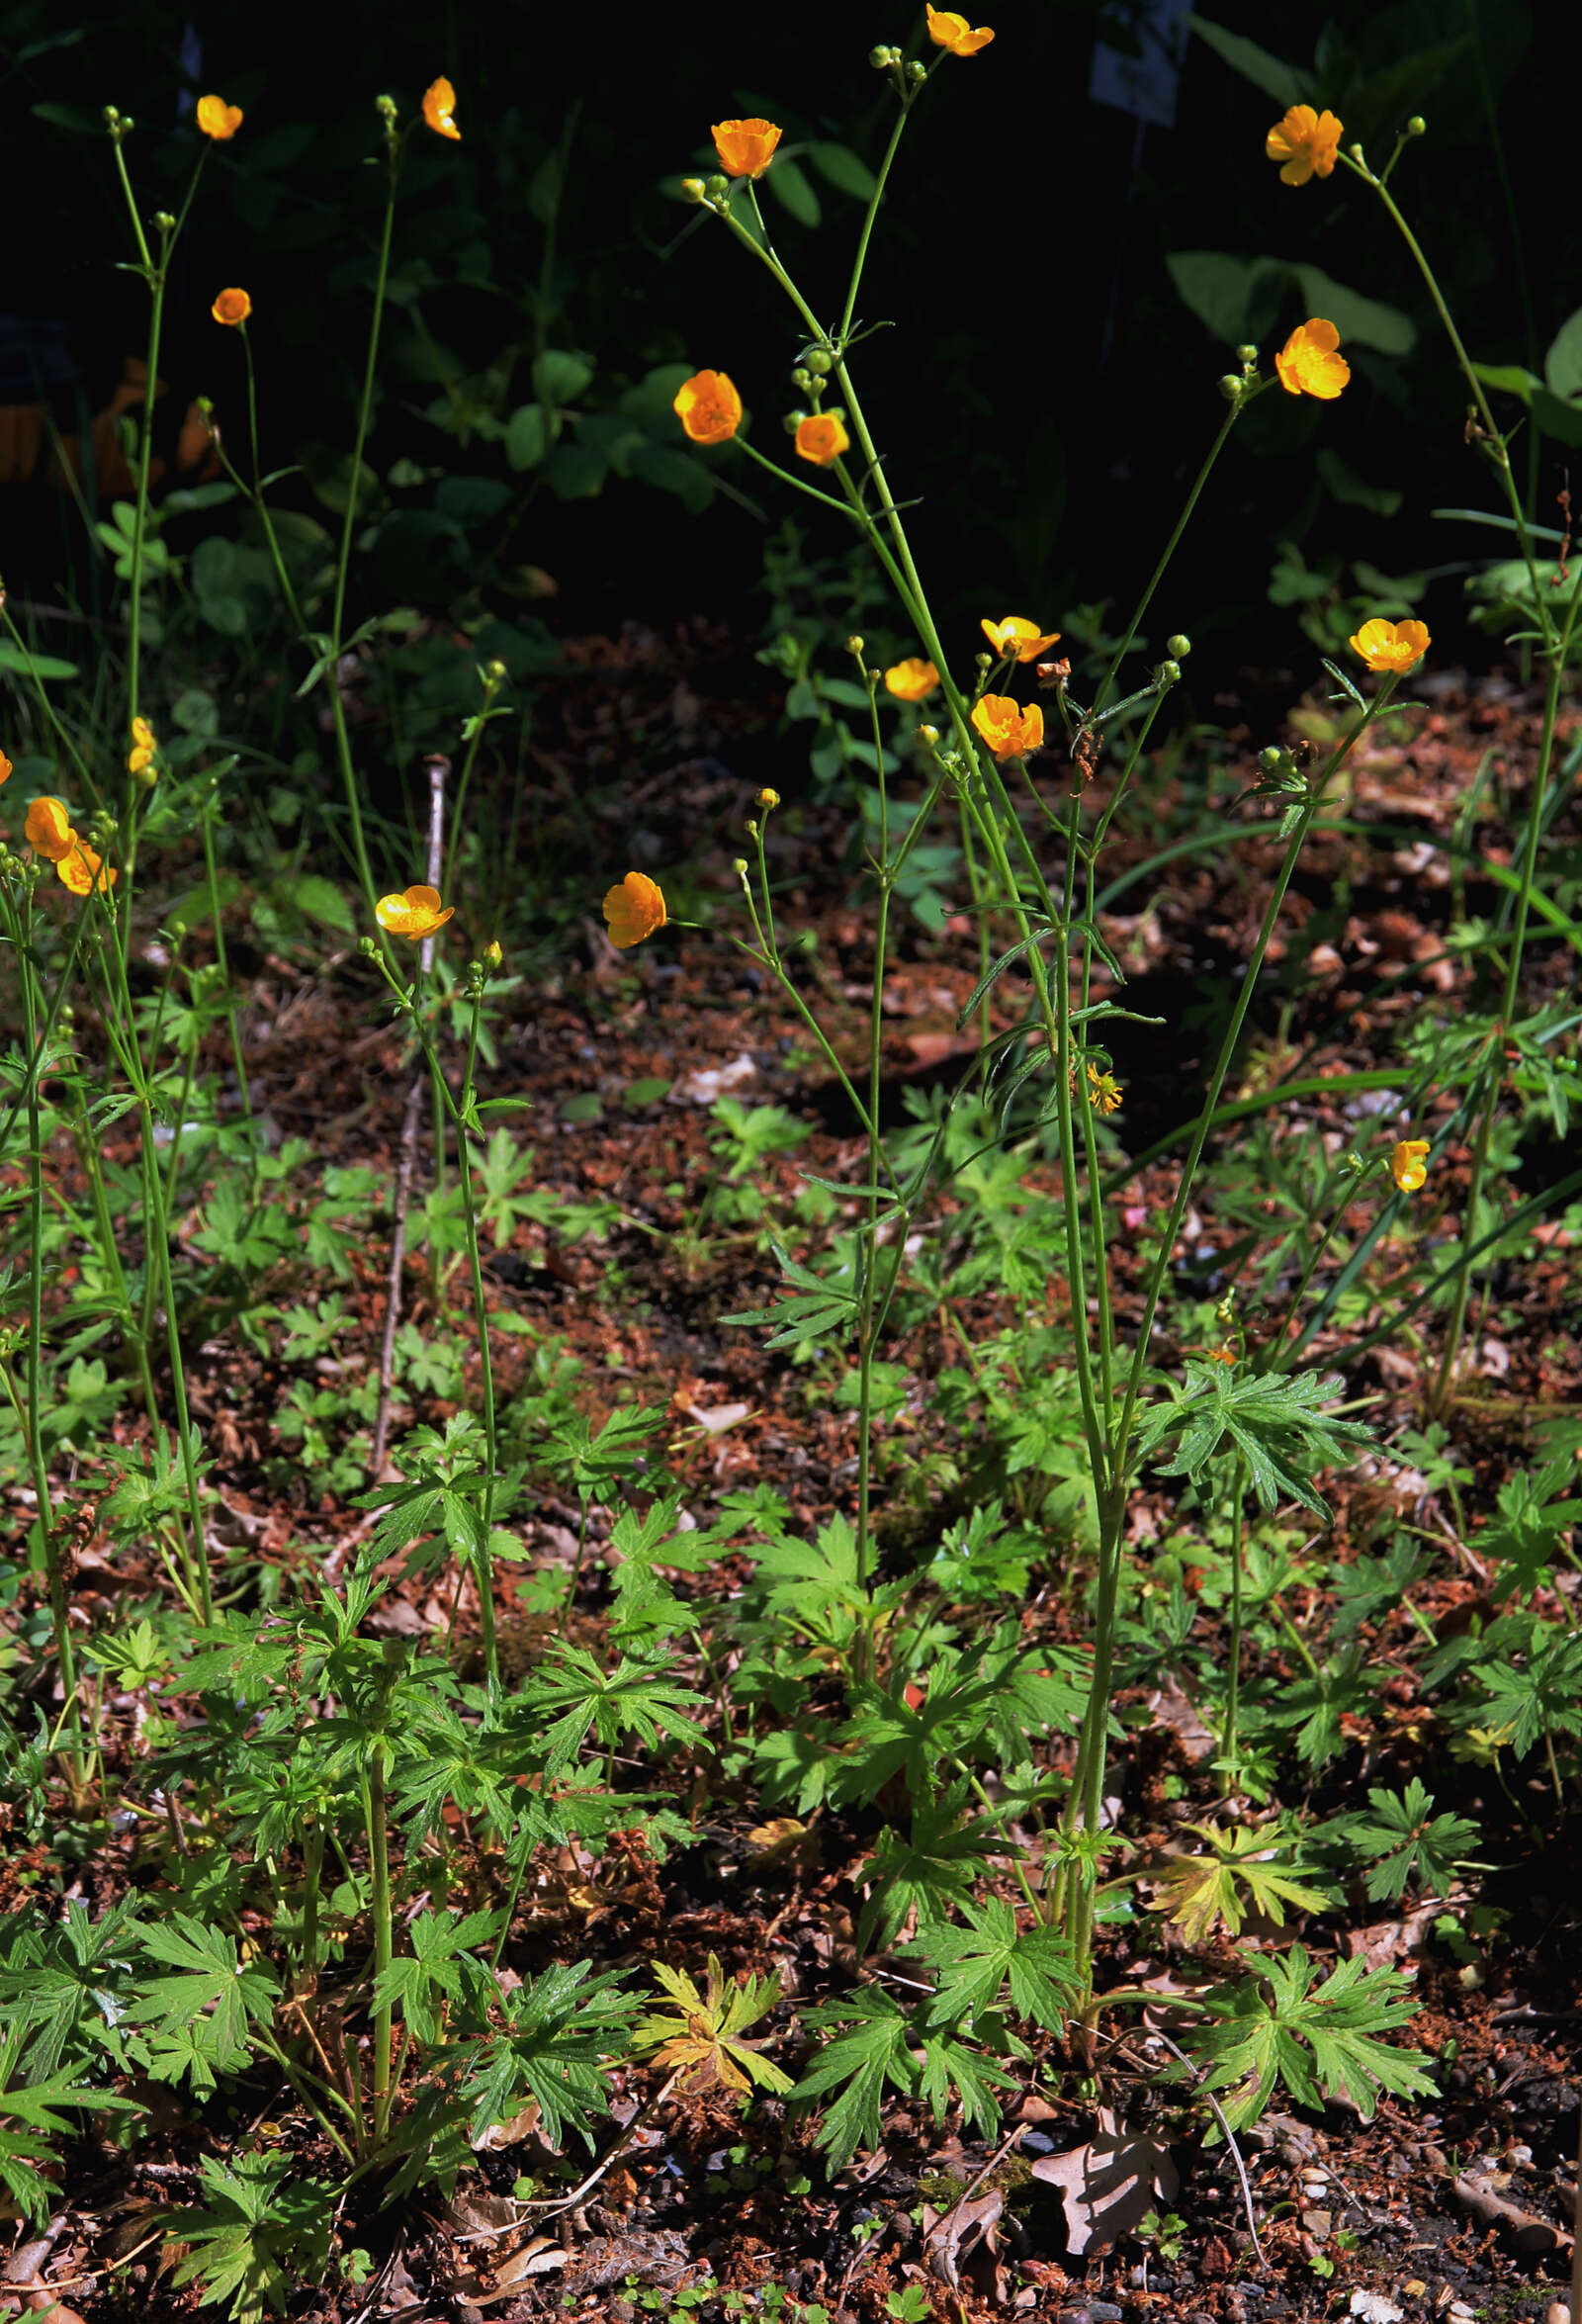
1205 1343 1238 1366
1391 1138 1431 1194
885 658 939 701
711 119 781 178
24 796 76 862
603 871 667 949
795 413 848 466
926 6 996 53
483 939 502 964
673 371 743 447
375 884 455 939
0 751 12 785
128 716 159 781
423 77 461 139
57 839 116 897
1274 317 1350 400
971 694 1044 760
1087 1063 1123 1116
1350 617 1431 675
1265 104 1343 186
196 94 243 140
211 287 251 327
981 615 1060 663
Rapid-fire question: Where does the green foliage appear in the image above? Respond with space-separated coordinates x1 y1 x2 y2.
1183 1946 1438 2133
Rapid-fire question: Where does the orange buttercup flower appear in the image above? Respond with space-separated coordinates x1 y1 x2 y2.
1204 1343 1237 1366
24 796 76 862
884 658 939 702
926 6 995 54
1086 1063 1122 1116
1265 104 1343 186
196 94 243 140
128 716 159 777
971 694 1044 760
375 884 455 939
1274 317 1350 400
1391 1138 1431 1194
711 119 781 179
981 615 1060 663
602 871 667 949
0 751 12 785
673 371 743 446
57 839 116 897
211 287 251 327
795 413 848 467
422 76 460 140
1350 617 1431 675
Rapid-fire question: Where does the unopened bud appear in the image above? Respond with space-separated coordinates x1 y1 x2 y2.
484 939 502 964
705 173 730 199
803 347 833 376
1236 345 1258 368
746 818 759 840
1218 374 1244 402
376 94 397 121
153 211 176 234
680 176 707 203
918 724 939 745
1257 745 1282 772
907 59 926 82
791 367 814 393
784 409 808 435
733 856 749 876
869 44 895 67
1406 115 1426 137
1158 660 1182 686
485 658 508 683
1167 633 1191 660
845 635 865 659
758 787 780 809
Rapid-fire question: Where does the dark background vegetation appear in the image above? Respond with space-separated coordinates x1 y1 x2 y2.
2 0 1572 703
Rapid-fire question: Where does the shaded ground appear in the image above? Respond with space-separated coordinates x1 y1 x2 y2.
2 625 1579 2322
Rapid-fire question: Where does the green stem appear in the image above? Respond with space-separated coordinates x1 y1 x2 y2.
1094 402 1240 715
365 1745 394 2145
1220 1462 1245 1800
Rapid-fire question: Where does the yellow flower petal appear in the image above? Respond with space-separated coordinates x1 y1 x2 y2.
24 795 76 861
710 119 781 179
375 883 455 939
884 658 939 701
196 94 243 140
794 413 848 467
926 6 996 53
602 871 667 949
1391 1137 1431 1194
1265 104 1342 185
422 77 461 139
0 751 12 786
1349 617 1430 674
970 694 1043 760
1274 317 1350 400
673 370 743 446
980 615 1060 663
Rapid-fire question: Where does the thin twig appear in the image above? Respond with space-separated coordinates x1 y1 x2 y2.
489 2068 685 2222
1148 2029 1268 2270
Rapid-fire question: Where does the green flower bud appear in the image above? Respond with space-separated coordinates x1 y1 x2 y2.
680 176 707 204
733 856 749 876
1218 374 1244 402
907 59 926 82
1257 745 1282 773
1166 634 1191 660
845 635 866 659
1236 345 1258 368
1158 660 1182 686
784 409 809 435
791 367 814 393
376 94 397 120
803 347 833 376
869 44 894 67
705 173 730 199
1407 115 1426 137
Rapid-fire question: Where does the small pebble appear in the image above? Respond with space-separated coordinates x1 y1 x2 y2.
1543 2306 1571 2324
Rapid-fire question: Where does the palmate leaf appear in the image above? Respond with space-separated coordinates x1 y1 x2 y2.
1156 1824 1333 1948
791 1990 914 2168
522 1644 706 1778
370 1909 500 2047
455 1960 639 2152
164 2152 334 2324
854 1784 996 1954
631 1954 793 2096
831 1653 1006 1808
1326 1780 1481 1903
1185 1945 1435 2133
124 1915 279 2095
907 1897 1081 2035
1137 1365 1373 1518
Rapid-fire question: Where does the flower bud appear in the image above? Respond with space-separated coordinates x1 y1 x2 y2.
746 818 759 840
1236 345 1258 368
918 724 939 745
1166 634 1192 659
784 408 809 435
1407 116 1426 137
791 367 814 393
733 856 749 876
132 760 158 791
484 939 502 964
153 211 176 234
803 348 833 376
1257 745 1282 772
1218 374 1244 402
907 59 926 82
1158 660 1182 687
705 173 730 199
845 635 865 659
376 94 397 120
758 787 780 809
680 176 707 203
869 44 894 66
